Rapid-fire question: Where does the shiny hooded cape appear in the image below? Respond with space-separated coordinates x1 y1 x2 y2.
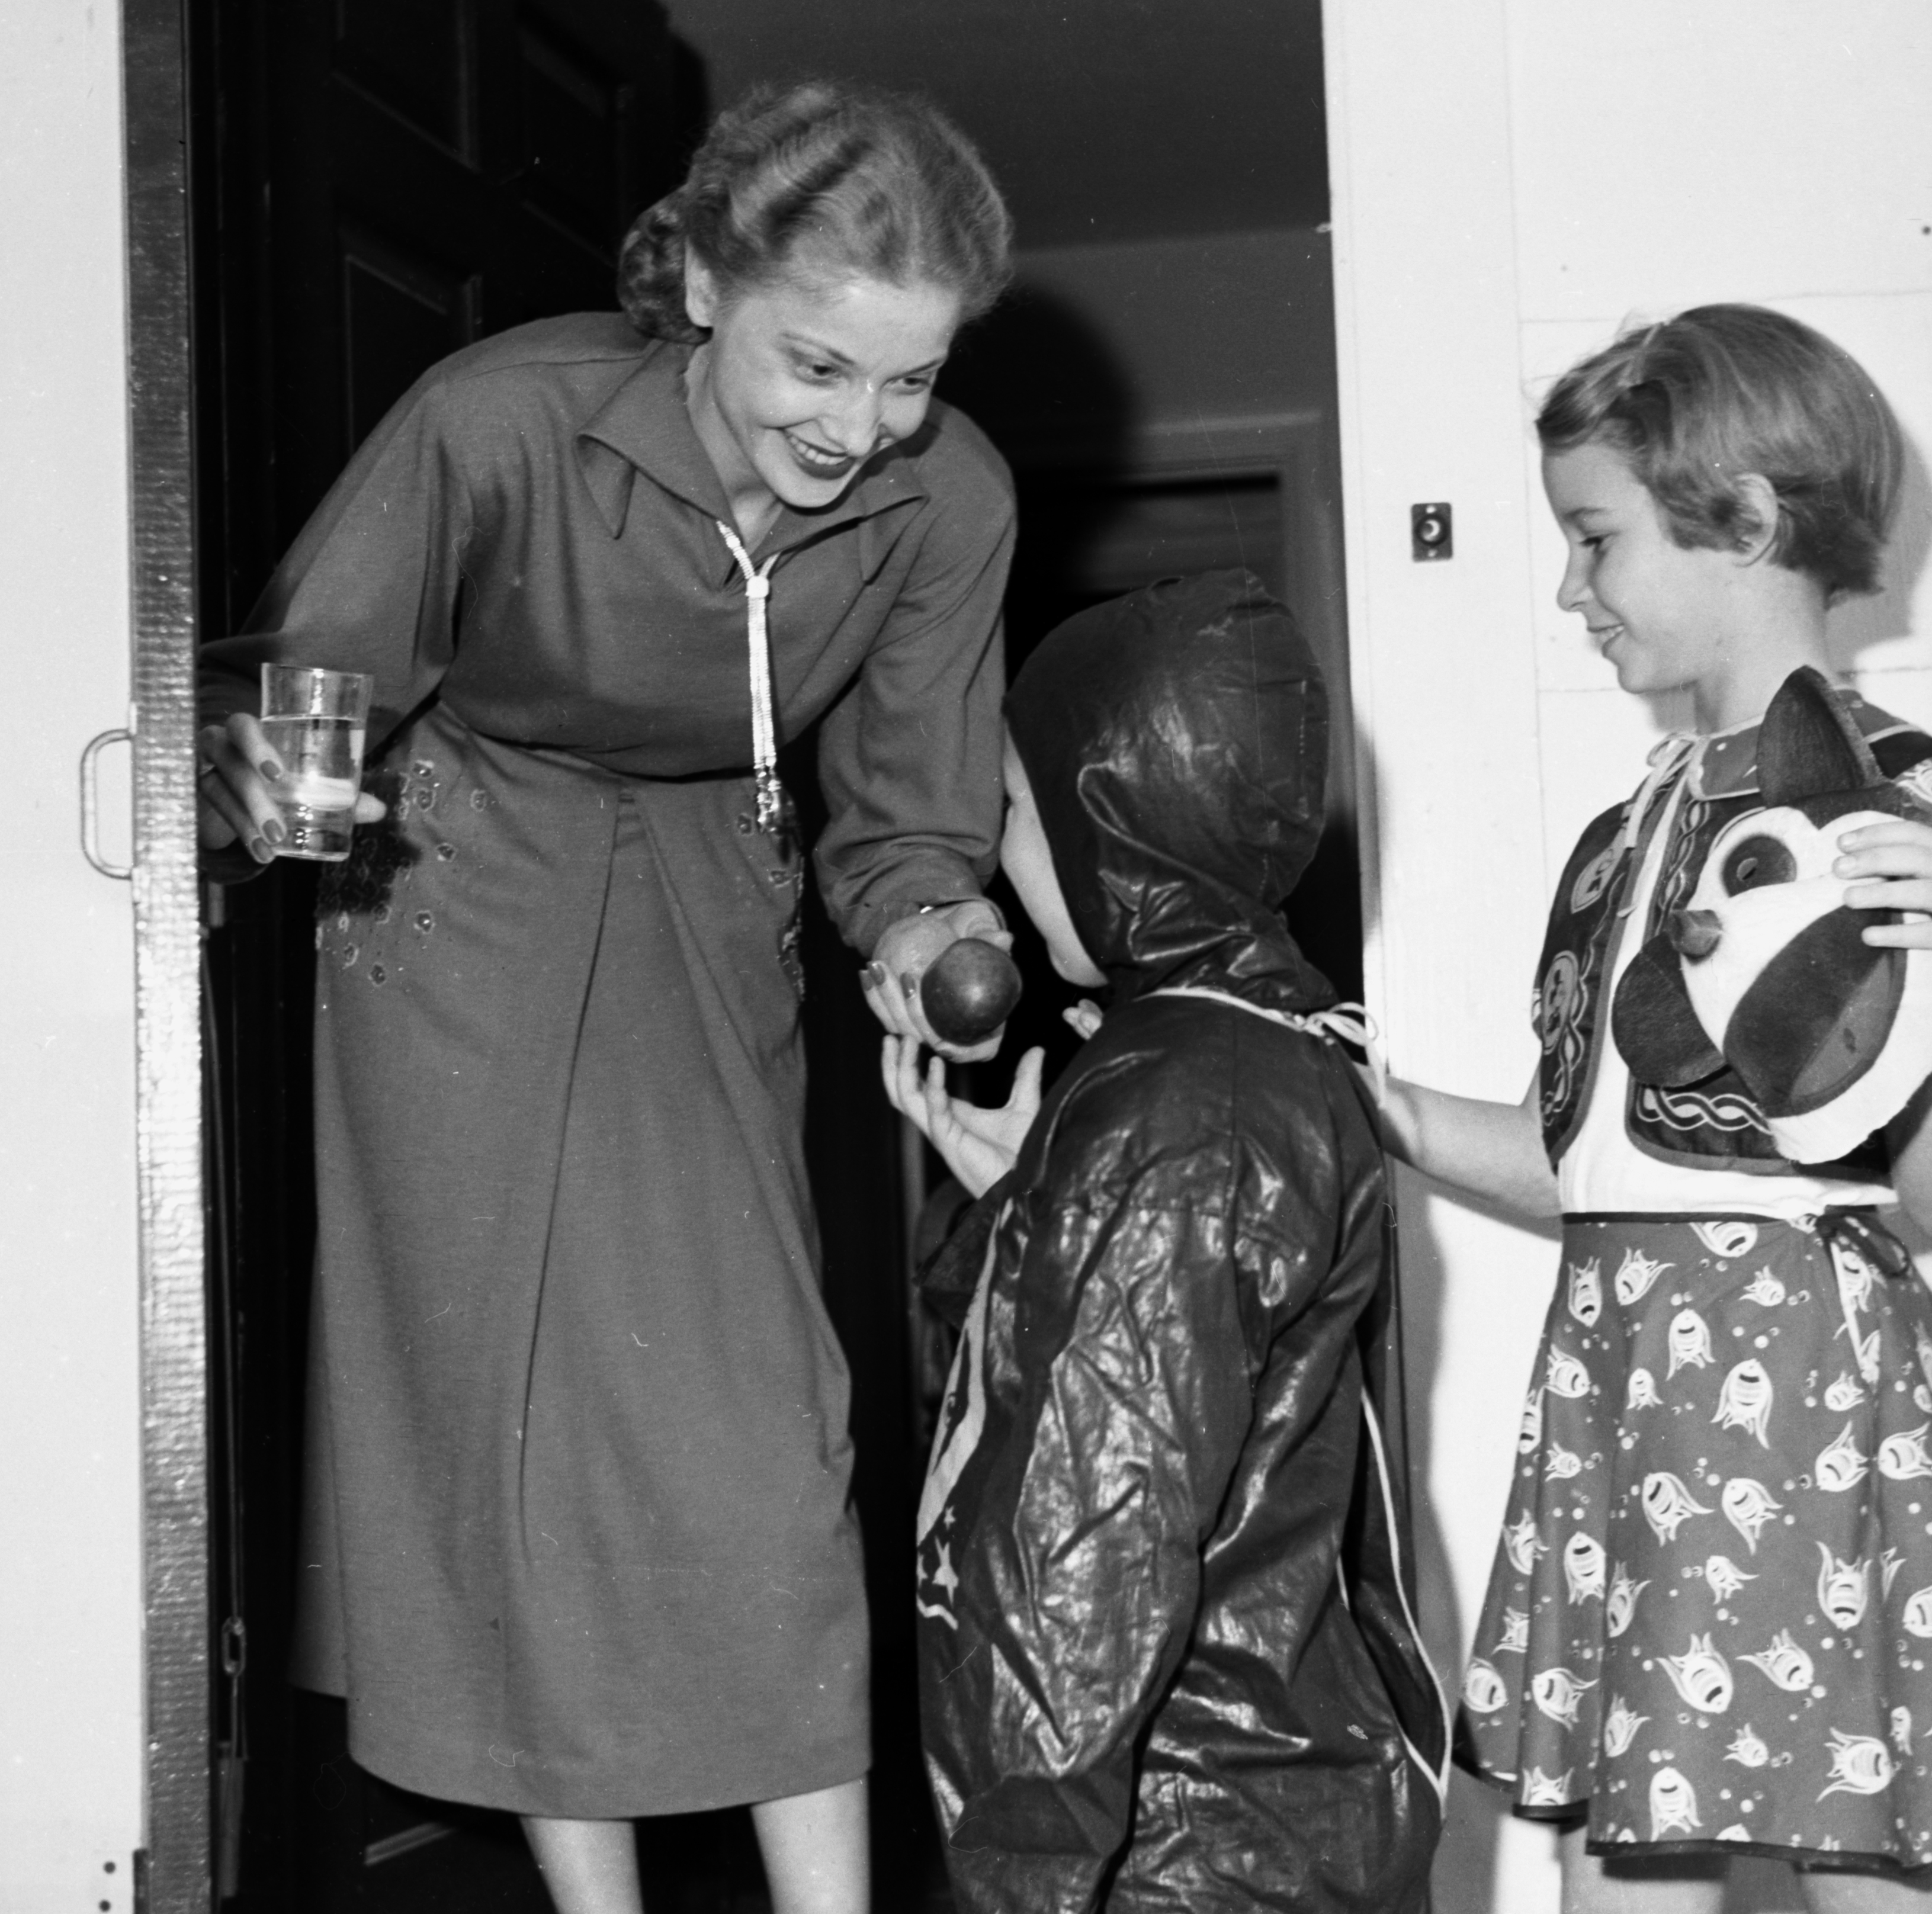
916 573 1447 1911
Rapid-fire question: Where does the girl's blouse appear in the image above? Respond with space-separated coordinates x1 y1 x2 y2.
1557 729 1895 1219
199 313 1016 955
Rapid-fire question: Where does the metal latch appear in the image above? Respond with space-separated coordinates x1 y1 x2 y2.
79 725 135 879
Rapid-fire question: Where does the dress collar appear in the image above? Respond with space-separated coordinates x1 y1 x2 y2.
1630 688 1880 804
572 335 930 575
1689 692 1875 801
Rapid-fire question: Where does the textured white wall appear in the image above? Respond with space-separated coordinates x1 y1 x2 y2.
0 0 144 1906
1326 5 1932 1911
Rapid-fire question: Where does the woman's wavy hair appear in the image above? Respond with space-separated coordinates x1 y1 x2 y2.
617 81 1012 344
1537 304 1902 600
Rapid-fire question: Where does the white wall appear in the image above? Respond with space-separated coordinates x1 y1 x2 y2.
1326 4 1932 1910
0 1 145 1906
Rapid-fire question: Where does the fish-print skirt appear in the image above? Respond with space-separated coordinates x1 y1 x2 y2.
1460 1212 1932 1868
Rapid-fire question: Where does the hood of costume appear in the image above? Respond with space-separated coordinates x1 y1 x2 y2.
916 572 1446 1914
1003 567 1337 1012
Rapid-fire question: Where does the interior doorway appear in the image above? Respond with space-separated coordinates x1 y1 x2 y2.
191 4 1343 1907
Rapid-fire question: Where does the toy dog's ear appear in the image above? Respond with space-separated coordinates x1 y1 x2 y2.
1724 910 1904 1116
1759 664 1884 808
1612 933 1726 1087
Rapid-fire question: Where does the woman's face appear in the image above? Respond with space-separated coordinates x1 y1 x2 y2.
685 261 961 517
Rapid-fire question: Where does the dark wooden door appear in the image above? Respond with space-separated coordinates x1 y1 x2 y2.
198 0 672 611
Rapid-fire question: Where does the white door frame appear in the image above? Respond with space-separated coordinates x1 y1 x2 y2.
123 0 210 1902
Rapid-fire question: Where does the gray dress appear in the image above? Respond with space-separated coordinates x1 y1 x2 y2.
201 314 1013 1816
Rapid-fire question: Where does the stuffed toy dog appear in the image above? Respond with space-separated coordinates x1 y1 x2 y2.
1612 666 1932 1165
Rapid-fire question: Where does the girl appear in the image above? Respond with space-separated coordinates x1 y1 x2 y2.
197 82 1015 1914
1379 306 1932 1909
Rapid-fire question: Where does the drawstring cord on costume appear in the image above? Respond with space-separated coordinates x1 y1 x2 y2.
1150 985 1388 1106
715 519 785 834
1614 730 1700 915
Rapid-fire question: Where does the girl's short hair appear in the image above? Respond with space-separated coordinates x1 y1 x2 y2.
1537 304 1902 599
617 81 1013 343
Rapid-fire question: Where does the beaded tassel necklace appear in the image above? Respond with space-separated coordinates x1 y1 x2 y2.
714 518 786 836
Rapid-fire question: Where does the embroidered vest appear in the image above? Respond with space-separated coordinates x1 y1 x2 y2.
1534 697 1932 1174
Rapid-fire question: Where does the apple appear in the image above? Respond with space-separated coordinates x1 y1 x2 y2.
917 937 1022 1046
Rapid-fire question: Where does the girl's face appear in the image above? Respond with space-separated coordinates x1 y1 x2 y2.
1543 439 1748 709
685 262 961 518
999 734 1106 989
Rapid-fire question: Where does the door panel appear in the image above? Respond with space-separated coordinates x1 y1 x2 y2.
333 0 473 157
517 13 641 249
339 226 477 445
0 5 147 1903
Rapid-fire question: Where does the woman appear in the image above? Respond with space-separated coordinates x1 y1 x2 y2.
197 81 1015 1914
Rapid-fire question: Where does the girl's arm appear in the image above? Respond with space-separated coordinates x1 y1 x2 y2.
1373 1069 1561 1219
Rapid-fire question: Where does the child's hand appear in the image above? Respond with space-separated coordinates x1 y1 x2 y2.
1062 998 1103 1041
1838 819 1932 947
881 1035 1044 1199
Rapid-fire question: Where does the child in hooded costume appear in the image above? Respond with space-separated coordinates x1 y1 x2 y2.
884 570 1448 1913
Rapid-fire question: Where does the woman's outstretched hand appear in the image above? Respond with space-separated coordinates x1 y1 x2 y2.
1840 818 1932 946
881 1034 1043 1199
862 900 1012 1062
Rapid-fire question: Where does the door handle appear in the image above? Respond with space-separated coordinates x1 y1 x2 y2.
80 726 134 879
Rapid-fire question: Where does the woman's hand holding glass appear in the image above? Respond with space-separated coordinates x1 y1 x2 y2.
196 711 386 865
862 898 1012 1062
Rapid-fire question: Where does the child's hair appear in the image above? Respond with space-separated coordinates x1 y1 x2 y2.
617 80 1013 343
1537 304 1902 599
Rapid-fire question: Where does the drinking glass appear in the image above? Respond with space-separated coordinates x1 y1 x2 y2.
259 664 373 861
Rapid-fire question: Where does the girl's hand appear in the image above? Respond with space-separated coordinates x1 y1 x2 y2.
197 711 386 865
1063 998 1103 1042
881 1034 1044 1199
862 900 1012 1062
1838 818 1932 948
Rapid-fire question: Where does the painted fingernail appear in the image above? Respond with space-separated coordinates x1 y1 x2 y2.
263 816 287 845
261 760 283 782
251 837 274 863
862 961 886 987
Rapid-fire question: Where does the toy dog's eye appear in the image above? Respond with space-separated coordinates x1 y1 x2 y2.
1721 834 1795 894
